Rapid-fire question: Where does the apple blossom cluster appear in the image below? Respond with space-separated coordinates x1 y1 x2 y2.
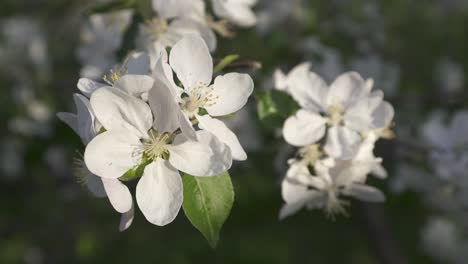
78 0 257 79
274 62 395 219
139 0 257 56
58 35 254 230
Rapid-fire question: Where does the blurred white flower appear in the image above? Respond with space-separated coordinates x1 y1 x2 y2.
276 62 394 159
78 10 133 79
434 58 464 94
211 0 257 27
0 138 25 180
256 0 304 34
421 217 464 263
141 0 216 52
280 151 385 219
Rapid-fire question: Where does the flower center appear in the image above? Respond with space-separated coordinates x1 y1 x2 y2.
143 18 168 39
327 104 344 126
298 144 322 166
103 67 126 85
143 130 170 160
181 82 218 117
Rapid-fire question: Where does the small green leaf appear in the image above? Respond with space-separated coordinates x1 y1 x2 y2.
256 90 299 129
182 172 234 248
87 0 136 15
214 54 240 73
119 158 151 181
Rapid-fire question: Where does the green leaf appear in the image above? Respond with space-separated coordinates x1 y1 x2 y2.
213 54 240 73
119 158 151 182
182 172 234 248
87 0 136 15
256 90 299 129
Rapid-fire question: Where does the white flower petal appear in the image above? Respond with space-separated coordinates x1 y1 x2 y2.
102 178 133 213
279 203 304 220
77 78 106 97
193 21 217 52
371 101 394 130
136 160 183 226
169 35 213 91
211 0 257 27
324 126 361 159
197 114 247 161
179 111 197 140
273 69 288 91
153 52 183 102
74 93 97 144
205 73 254 117
152 0 203 19
90 87 152 137
371 163 388 179
148 77 181 134
114 75 154 97
125 52 151 75
280 177 323 219
345 183 385 203
119 205 135 232
168 130 232 176
282 110 327 146
327 72 367 109
84 130 142 179
286 62 328 111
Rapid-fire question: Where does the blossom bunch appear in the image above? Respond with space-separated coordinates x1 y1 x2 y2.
139 0 257 55
274 62 395 218
58 35 253 231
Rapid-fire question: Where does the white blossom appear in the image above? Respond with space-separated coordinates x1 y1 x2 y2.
276 62 394 159
155 35 254 161
78 10 133 79
83 80 232 226
211 0 257 27
280 157 385 219
141 0 216 52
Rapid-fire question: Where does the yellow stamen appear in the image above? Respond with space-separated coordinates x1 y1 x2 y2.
143 130 170 160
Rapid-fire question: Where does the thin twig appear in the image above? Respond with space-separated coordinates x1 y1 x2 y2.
213 59 262 71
